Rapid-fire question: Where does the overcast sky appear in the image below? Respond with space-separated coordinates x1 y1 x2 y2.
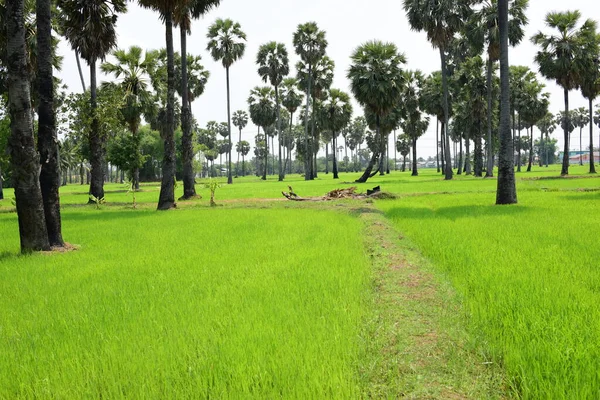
57 0 599 159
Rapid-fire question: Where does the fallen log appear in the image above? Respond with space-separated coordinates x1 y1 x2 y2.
282 186 392 201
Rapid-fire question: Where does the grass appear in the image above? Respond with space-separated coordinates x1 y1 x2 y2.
1 163 599 398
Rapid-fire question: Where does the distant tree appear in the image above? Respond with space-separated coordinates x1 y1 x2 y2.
232 110 248 177
248 86 276 179
573 107 590 165
207 18 246 184
399 70 430 176
321 89 353 179
236 140 251 176
578 25 600 173
396 134 411 172
536 113 556 167
347 41 406 183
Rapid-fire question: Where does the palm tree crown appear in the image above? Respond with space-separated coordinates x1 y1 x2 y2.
281 78 304 115
248 87 276 129
206 18 246 68
321 89 353 134
232 110 249 131
293 22 327 66
257 42 290 88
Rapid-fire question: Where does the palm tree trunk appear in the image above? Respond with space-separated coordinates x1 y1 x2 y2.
475 122 483 177
457 137 463 175
561 88 570 176
527 127 534 172
517 114 522 172
411 138 418 176
236 127 242 177
75 51 86 91
262 127 268 180
440 47 453 180
242 154 245 176
181 26 197 198
0 166 4 200
356 115 380 183
486 57 494 177
333 136 339 179
539 129 544 167
157 11 176 210
276 86 283 181
378 131 385 176
496 0 517 204
88 59 105 204
386 136 390 174
440 121 445 172
589 99 596 173
304 65 312 180
545 131 549 167
579 126 583 166
325 142 329 174
345 135 349 172
6 0 50 252
393 130 397 171
226 66 233 184
465 134 471 174
37 0 64 247
271 136 274 175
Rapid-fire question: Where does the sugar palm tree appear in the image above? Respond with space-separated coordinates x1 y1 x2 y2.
574 107 590 166
37 0 64 247
404 0 471 180
536 113 556 167
496 0 517 204
5 0 50 252
174 0 220 198
321 89 353 179
236 140 251 176
248 86 277 180
232 110 248 177
399 70 430 176
293 22 327 180
59 0 127 203
532 10 595 176
468 0 529 177
281 77 304 173
101 46 157 190
207 18 246 185
347 41 406 183
257 42 290 182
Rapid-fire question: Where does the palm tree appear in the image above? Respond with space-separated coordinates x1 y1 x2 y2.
468 0 529 177
6 0 50 251
321 89 353 179
207 18 246 185
232 110 248 176
248 86 277 180
293 22 327 180
532 11 595 176
578 25 600 173
396 134 411 172
101 46 156 190
348 41 405 183
58 0 127 204
281 77 304 173
236 140 251 176
536 113 556 167
421 72 452 174
404 0 471 180
37 0 64 247
496 0 517 204
138 0 182 209
399 70 430 176
174 0 220 198
574 107 590 166
257 42 290 182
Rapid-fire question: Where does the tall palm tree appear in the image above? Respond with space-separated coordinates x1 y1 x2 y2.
248 86 276 180
496 0 517 204
232 110 248 177
404 0 471 180
347 41 406 183
321 89 353 179
468 0 529 177
174 0 220 198
281 77 304 173
532 10 594 176
101 46 157 190
37 0 64 247
399 70 430 176
6 0 50 252
138 0 179 209
207 18 246 185
257 42 290 182
58 0 127 203
578 23 600 173
293 22 327 180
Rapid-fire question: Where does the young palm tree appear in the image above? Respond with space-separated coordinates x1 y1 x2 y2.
293 22 327 180
347 41 406 183
532 11 594 176
6 0 50 252
404 0 471 180
468 0 529 177
321 89 353 179
207 18 246 185
232 110 248 177
37 0 64 247
58 0 127 204
174 0 220 198
257 42 290 182
248 87 277 180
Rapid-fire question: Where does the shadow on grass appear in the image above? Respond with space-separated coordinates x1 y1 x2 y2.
62 209 156 223
562 191 600 201
385 204 530 221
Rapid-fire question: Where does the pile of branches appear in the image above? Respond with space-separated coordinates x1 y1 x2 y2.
282 186 386 201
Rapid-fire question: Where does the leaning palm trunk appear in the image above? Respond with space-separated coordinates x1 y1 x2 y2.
440 48 453 180
561 88 570 175
496 0 517 204
157 11 177 210
356 115 380 183
486 57 494 177
181 26 197 199
589 99 596 173
7 0 50 252
75 51 86 91
37 0 64 247
88 60 105 203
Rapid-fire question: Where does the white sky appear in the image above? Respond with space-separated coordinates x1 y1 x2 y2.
56 0 600 159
